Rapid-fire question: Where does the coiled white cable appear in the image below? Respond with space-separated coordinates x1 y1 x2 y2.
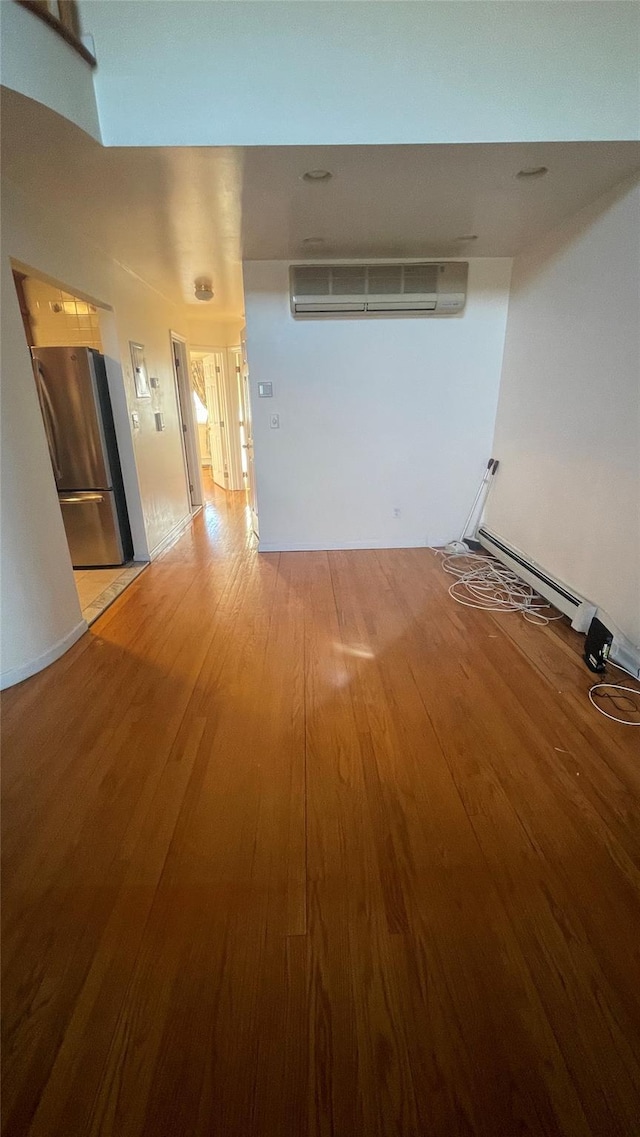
439 552 564 625
438 552 640 726
589 659 640 726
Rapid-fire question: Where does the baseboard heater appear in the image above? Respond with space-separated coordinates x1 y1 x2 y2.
477 528 596 633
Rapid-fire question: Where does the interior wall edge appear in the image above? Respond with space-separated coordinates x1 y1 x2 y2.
0 619 87 692
148 511 194 561
1 4 102 142
1 251 86 684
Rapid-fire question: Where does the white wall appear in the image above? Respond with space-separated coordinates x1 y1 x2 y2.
1 182 192 687
243 259 512 552
80 1 639 147
0 251 85 689
486 177 640 648
0 0 101 141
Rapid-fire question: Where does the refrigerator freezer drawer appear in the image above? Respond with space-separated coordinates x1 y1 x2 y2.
59 490 126 567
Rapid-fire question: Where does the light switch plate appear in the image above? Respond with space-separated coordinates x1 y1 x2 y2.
258 382 273 398
131 411 140 430
155 412 165 432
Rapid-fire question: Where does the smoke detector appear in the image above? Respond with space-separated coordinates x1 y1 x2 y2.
194 277 214 301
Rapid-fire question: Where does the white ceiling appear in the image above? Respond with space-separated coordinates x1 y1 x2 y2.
2 89 638 319
241 143 640 261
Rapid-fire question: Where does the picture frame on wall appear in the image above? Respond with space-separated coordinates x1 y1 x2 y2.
130 341 150 398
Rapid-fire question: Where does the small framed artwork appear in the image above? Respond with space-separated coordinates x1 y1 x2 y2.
130 342 150 398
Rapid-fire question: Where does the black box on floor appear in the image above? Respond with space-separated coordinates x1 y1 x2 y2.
584 617 613 673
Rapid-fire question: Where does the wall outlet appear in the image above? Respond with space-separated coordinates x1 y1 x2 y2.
270 413 280 429
393 507 401 518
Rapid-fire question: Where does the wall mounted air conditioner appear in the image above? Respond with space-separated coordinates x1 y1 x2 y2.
290 262 468 318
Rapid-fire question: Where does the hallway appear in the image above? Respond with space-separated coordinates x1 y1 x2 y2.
2 483 640 1137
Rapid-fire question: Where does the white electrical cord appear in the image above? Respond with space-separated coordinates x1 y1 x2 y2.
439 551 565 625
589 659 640 726
437 551 640 727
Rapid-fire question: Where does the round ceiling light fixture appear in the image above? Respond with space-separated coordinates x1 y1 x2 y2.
516 165 549 179
302 169 333 182
194 277 214 302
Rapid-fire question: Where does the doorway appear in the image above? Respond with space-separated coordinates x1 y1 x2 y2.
189 347 244 494
188 343 257 537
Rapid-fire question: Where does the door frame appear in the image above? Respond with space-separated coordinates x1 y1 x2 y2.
170 331 203 511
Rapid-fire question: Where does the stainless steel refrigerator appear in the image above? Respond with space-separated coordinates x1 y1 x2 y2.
32 347 133 567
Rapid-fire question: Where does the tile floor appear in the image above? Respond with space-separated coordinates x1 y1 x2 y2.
73 562 147 625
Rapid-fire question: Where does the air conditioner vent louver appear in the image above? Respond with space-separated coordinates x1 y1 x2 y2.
294 267 331 296
331 266 367 295
290 261 468 318
402 263 439 294
367 265 403 294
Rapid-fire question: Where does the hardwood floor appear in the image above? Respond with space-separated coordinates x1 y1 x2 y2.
3 482 640 1136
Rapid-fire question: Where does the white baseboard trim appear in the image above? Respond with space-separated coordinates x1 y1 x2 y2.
0 619 88 691
258 538 429 553
149 513 193 560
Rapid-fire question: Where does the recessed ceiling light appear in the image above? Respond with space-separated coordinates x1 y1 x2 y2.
454 235 478 242
302 169 333 182
516 166 549 179
302 237 325 247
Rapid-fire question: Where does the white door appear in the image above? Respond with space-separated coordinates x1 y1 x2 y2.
203 353 228 490
171 334 203 510
224 347 245 491
237 349 259 538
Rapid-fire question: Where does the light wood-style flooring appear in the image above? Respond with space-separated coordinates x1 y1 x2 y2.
2 481 640 1137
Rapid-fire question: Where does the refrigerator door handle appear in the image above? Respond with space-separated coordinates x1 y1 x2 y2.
59 493 105 504
58 487 125 566
35 362 64 481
